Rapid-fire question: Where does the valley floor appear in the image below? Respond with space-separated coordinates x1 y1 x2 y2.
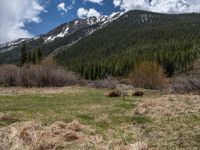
0 86 200 149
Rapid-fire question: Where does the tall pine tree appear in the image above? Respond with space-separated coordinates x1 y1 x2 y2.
28 51 31 63
20 43 27 66
32 51 36 64
37 48 42 62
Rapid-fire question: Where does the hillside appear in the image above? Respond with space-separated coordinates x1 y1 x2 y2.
55 10 200 79
0 13 122 64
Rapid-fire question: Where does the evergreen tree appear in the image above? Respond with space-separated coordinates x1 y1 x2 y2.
37 48 42 62
28 51 31 63
20 43 27 66
32 51 36 64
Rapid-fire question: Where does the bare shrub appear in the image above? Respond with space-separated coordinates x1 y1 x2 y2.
89 77 117 89
171 59 200 93
129 61 166 89
172 76 200 93
0 60 79 87
0 65 20 86
19 64 79 87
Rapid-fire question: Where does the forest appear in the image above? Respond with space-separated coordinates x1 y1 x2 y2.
55 10 200 79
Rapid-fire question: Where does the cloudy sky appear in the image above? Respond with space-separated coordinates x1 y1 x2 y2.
0 0 200 44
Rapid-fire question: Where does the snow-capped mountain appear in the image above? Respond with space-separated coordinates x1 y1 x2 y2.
0 38 28 48
0 12 123 56
43 12 123 43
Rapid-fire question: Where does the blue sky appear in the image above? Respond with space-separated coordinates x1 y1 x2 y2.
1 0 200 44
27 0 120 36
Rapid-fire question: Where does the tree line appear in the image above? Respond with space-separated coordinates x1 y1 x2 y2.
20 43 43 66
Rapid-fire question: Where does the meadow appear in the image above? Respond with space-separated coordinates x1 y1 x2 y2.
0 86 200 149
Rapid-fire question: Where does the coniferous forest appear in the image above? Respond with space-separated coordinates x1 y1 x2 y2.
55 10 200 79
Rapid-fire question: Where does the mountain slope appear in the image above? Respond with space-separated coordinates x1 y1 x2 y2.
0 12 122 64
55 10 200 79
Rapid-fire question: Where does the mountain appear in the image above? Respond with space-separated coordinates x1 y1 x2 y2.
1 10 200 79
54 10 200 79
0 12 123 64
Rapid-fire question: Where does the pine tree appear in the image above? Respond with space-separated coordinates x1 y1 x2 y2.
37 48 42 62
32 51 36 64
28 51 31 63
20 43 27 66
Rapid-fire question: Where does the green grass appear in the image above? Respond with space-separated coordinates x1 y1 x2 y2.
0 87 140 129
0 87 200 149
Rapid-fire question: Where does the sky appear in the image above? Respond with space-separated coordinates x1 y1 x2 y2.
1 0 200 44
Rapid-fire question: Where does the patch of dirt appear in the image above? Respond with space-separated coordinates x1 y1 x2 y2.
0 87 83 96
0 120 86 150
134 94 200 117
0 114 19 122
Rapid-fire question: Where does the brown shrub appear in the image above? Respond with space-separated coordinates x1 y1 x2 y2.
106 91 121 97
0 62 79 87
0 65 20 86
172 76 200 93
89 77 117 89
171 60 200 93
129 61 166 90
20 64 79 87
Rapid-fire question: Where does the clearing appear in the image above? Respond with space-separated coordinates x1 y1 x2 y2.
0 86 200 149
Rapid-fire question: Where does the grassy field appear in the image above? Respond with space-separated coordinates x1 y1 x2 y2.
0 86 200 149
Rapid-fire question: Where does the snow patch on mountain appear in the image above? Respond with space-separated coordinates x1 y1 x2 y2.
0 11 124 52
44 26 70 43
44 12 123 43
0 38 27 48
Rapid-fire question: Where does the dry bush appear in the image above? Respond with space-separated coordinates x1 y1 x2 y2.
129 61 166 89
0 65 20 86
19 64 79 87
89 77 117 89
172 76 200 93
0 59 79 87
171 59 200 93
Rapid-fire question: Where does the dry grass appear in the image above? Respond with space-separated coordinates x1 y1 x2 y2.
0 86 84 96
0 87 200 149
134 94 200 117
0 120 86 150
0 120 148 150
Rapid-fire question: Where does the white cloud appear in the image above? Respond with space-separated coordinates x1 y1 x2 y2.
113 0 122 7
113 0 200 14
84 0 104 5
0 0 45 44
57 0 76 14
77 8 101 18
57 3 68 13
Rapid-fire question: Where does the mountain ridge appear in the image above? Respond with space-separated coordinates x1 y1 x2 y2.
0 11 123 63
1 10 200 79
